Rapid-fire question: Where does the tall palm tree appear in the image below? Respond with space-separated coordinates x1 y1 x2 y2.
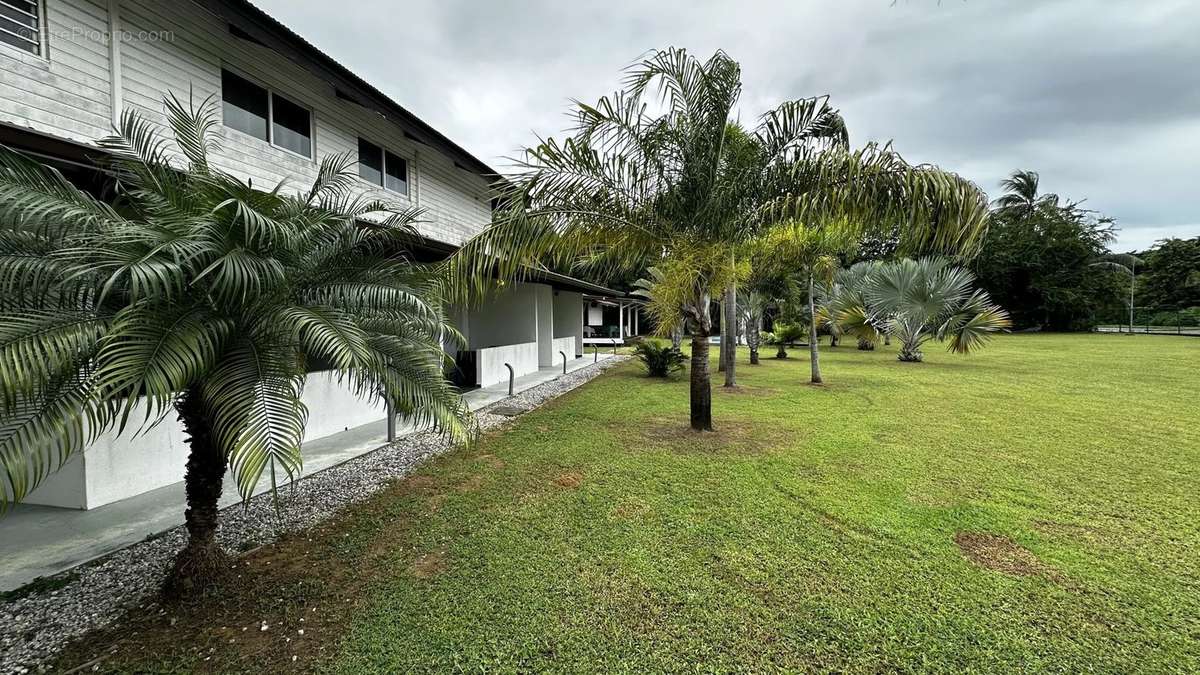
868 258 1012 362
454 47 990 430
0 97 472 594
993 170 1059 220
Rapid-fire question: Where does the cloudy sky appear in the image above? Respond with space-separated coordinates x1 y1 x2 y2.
255 0 1198 252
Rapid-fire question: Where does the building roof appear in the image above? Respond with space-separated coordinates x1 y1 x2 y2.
199 0 500 180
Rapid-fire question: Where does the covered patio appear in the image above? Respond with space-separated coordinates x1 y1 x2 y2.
583 294 646 345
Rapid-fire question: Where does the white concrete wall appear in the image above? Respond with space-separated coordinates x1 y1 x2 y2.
587 303 603 326
534 285 554 367
476 342 538 389
300 371 388 443
553 291 584 356
551 337 576 369
0 0 493 247
467 283 538 349
25 372 388 510
25 454 89 509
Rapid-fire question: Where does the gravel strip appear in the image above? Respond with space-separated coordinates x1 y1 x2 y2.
0 356 627 673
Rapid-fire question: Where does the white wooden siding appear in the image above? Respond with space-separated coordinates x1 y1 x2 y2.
0 0 112 142
0 0 493 245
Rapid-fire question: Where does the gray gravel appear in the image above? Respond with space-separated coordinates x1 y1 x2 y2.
0 357 627 674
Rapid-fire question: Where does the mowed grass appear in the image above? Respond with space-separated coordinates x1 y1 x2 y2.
69 334 1200 672
329 334 1198 672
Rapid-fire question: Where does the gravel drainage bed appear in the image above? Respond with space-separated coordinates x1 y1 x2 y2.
0 357 627 673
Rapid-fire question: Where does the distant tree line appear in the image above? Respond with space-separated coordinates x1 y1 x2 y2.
969 170 1199 331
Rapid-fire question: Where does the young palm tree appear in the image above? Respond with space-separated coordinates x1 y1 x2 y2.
738 290 769 365
867 258 1012 362
454 47 990 430
0 97 472 594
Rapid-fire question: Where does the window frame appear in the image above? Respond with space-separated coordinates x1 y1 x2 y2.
219 66 315 161
0 0 47 59
357 136 411 198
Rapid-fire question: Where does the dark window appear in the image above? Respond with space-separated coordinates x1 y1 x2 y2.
0 0 41 55
358 138 383 185
221 69 268 141
384 151 408 195
270 92 311 157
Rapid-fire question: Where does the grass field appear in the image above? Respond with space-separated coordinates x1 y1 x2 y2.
63 334 1200 672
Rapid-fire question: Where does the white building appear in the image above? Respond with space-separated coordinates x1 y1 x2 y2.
0 0 625 509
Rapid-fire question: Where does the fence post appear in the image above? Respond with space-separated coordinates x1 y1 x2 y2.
504 363 514 396
386 400 396 442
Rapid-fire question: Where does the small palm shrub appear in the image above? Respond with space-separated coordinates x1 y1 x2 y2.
768 322 806 358
633 340 686 378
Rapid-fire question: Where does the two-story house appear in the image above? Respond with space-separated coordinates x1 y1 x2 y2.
0 0 629 510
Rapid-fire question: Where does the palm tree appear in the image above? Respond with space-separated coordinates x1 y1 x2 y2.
1090 253 1143 333
631 266 682 350
0 97 472 595
868 258 1012 362
821 261 885 350
738 290 769 365
454 47 990 430
993 170 1059 220
759 223 851 383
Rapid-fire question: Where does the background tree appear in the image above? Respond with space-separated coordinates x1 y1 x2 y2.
0 99 471 595
1090 254 1143 333
1135 237 1200 311
973 169 1124 330
454 47 990 430
869 258 1012 362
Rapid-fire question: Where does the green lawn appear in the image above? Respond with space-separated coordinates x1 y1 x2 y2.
72 334 1200 672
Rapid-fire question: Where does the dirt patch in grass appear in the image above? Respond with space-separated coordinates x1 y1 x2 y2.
611 498 651 520
955 532 1057 579
629 418 786 455
408 550 449 579
50 475 451 673
553 472 584 489
476 453 507 470
456 474 485 492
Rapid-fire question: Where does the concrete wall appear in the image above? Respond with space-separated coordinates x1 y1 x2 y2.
553 291 585 356
0 0 493 247
551 337 576 368
25 371 388 510
535 285 554 367
467 283 538 349
476 342 538 389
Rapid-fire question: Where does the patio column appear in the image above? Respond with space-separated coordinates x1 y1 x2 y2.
633 308 639 336
618 301 625 339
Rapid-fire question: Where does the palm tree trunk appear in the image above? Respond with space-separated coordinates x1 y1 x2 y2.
689 332 713 431
717 300 726 373
165 386 230 597
748 314 760 365
723 283 736 387
809 274 823 384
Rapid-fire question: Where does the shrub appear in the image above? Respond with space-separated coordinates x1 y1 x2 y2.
633 340 686 378
771 322 807 345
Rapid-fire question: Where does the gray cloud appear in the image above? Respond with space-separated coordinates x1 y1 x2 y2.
254 0 1199 251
